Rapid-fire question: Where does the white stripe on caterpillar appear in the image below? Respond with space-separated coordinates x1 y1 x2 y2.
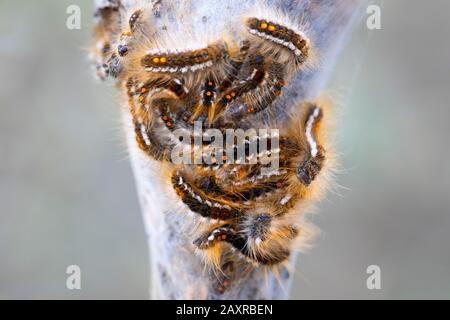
305 107 321 158
248 29 302 56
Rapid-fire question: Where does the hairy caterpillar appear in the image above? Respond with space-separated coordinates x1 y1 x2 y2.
91 0 336 296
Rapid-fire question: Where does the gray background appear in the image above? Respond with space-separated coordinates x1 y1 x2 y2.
0 0 449 299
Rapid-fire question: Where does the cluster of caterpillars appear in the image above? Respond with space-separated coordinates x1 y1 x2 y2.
91 1 330 284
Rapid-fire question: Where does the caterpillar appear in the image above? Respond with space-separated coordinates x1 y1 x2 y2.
242 6 315 73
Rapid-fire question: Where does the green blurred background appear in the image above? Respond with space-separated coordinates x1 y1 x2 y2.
1 0 449 299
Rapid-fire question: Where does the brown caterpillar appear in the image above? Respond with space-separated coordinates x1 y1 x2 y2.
142 42 229 74
223 54 287 120
171 171 242 221
90 0 122 80
247 17 310 59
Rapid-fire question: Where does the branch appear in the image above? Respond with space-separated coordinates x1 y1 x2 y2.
92 0 364 300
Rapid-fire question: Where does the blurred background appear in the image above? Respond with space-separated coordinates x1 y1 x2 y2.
0 0 449 299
